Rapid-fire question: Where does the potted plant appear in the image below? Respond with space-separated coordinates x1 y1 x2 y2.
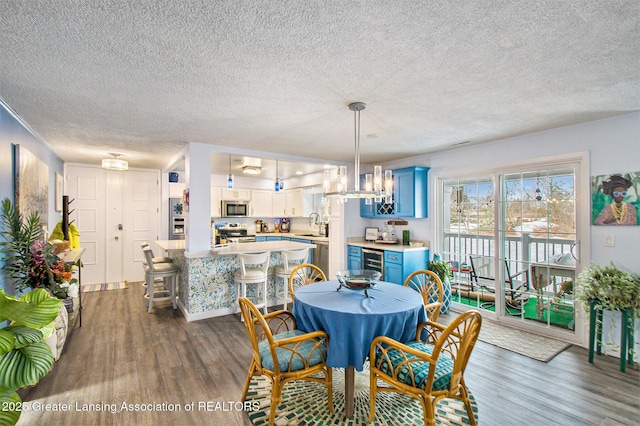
0 289 62 425
1 198 78 302
426 253 452 314
574 262 640 315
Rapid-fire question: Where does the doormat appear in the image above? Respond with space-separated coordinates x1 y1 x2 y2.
246 364 478 425
81 281 129 293
479 320 572 362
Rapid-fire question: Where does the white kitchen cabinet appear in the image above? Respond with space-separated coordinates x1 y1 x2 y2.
272 192 286 217
169 182 185 198
221 187 251 201
211 186 222 217
286 188 304 217
251 189 272 217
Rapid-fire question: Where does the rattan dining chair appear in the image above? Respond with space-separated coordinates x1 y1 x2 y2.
369 310 482 426
404 270 444 322
239 297 333 425
288 263 327 301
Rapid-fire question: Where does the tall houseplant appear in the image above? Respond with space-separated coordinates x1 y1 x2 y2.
0 198 58 294
427 254 452 314
0 289 62 425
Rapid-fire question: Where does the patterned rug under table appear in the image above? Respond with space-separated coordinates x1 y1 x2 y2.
246 363 478 425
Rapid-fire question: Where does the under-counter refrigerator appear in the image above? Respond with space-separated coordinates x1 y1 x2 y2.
169 197 185 240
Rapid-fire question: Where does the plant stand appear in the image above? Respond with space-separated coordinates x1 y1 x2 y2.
588 300 635 372
440 277 452 314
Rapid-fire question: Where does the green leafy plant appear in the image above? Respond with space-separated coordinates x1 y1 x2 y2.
574 262 640 317
426 259 452 283
0 198 57 294
0 289 62 425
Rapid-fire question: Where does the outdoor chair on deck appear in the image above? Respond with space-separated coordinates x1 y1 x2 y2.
369 310 482 425
239 297 333 425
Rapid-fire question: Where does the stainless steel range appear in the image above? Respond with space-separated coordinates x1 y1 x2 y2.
218 223 256 243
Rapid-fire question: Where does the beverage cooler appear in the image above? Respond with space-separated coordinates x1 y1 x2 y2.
169 197 185 240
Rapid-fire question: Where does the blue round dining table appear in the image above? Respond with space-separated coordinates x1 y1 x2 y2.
292 280 428 418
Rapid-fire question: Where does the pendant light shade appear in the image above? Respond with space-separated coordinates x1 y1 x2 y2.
227 155 234 189
101 153 128 171
274 159 283 192
324 102 391 203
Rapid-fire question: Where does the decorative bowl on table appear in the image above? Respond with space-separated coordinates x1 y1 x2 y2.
336 269 382 297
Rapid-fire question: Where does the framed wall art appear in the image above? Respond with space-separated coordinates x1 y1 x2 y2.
592 171 640 226
14 144 49 225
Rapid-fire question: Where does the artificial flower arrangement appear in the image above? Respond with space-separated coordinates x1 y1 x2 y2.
1 198 78 300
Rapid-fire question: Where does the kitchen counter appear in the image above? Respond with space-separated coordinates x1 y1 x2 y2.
212 240 315 255
155 239 186 252
255 231 329 243
347 238 429 253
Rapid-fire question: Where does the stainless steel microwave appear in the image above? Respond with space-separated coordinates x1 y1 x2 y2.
222 201 250 217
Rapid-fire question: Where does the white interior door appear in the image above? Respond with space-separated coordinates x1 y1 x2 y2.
66 165 106 285
66 165 160 285
123 170 160 281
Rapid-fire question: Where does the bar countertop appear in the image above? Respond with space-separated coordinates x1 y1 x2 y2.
211 240 316 255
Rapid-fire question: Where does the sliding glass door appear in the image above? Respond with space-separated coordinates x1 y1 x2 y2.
500 168 576 330
440 162 579 336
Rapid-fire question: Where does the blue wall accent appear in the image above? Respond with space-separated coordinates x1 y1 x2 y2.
0 100 64 293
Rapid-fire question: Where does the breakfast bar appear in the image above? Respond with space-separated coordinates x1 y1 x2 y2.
155 240 315 321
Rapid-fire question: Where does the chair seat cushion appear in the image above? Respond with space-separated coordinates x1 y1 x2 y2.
258 329 327 372
234 269 267 280
145 263 179 273
376 341 453 391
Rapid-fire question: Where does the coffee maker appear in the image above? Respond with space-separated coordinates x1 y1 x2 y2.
279 218 290 233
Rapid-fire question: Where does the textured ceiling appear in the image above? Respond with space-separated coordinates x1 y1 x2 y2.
1 0 639 171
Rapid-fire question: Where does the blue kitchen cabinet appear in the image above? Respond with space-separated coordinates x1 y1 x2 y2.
347 245 362 270
394 166 428 218
255 236 267 242
359 166 429 218
383 249 429 284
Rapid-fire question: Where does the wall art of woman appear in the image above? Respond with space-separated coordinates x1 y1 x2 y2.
593 175 638 225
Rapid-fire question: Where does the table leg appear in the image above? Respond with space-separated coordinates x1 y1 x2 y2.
344 366 355 418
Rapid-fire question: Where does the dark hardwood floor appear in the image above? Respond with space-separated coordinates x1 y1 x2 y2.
18 283 639 425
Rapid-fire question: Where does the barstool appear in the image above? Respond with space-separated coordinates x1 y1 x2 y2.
234 252 270 318
140 242 173 294
142 246 178 313
274 248 309 310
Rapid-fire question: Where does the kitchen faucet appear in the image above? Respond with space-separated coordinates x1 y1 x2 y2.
308 212 319 227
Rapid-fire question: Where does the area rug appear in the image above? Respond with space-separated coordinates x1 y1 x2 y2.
81 281 129 292
246 363 478 425
478 320 571 362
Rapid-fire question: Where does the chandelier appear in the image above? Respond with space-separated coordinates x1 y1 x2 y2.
324 102 392 204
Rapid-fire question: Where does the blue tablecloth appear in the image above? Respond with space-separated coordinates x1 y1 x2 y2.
292 280 427 370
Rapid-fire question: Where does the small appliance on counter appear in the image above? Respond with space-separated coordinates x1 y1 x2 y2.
279 218 290 233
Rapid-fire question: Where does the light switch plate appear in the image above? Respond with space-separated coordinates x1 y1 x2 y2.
604 235 615 247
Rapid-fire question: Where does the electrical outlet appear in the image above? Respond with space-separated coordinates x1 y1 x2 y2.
604 235 615 247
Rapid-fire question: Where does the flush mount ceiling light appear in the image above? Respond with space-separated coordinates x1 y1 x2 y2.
241 165 262 175
324 102 392 203
101 153 128 171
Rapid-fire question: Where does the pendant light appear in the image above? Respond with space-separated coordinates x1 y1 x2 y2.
324 102 390 203
227 155 234 189
274 159 283 192
101 153 128 171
